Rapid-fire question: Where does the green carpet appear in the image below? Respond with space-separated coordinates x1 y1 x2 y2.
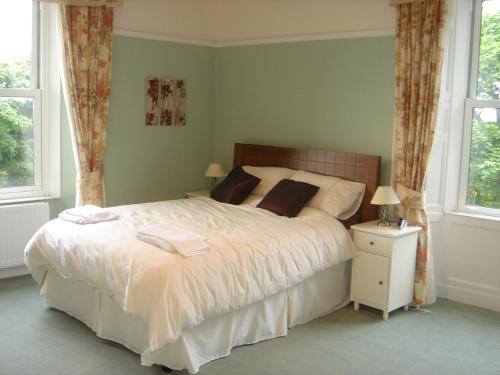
1 276 500 375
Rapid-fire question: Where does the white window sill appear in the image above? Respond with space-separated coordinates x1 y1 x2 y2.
445 211 500 231
0 195 60 206
448 210 500 222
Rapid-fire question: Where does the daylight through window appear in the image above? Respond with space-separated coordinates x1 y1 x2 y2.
0 0 41 195
461 0 500 214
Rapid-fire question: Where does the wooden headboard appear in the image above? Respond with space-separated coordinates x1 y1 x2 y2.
233 143 381 225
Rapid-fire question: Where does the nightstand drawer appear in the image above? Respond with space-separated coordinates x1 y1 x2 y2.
354 231 393 255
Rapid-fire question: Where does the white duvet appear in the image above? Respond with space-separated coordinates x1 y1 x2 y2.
25 197 355 352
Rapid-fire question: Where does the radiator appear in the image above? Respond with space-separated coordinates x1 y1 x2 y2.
0 202 49 268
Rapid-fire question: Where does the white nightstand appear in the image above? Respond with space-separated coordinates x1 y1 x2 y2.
350 220 421 320
186 190 210 199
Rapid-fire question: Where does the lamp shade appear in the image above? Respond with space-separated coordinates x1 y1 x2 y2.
370 186 400 205
205 163 225 178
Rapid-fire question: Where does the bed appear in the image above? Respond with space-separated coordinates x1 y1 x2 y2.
25 143 381 374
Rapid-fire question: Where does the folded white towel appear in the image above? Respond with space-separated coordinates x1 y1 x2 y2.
136 233 176 253
58 205 119 224
137 225 209 257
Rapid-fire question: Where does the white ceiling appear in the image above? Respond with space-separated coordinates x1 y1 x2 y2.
114 0 395 45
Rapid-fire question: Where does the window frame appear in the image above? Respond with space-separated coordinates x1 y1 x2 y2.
457 0 500 217
0 1 60 203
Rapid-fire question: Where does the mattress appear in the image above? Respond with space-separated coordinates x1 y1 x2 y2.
42 261 351 374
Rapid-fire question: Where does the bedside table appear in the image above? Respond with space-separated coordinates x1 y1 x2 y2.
350 220 421 320
186 190 210 199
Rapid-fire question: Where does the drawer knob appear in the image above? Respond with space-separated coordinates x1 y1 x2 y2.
379 281 383 285
370 241 375 245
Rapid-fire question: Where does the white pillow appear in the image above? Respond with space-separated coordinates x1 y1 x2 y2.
290 170 365 220
289 170 337 208
240 194 263 207
325 178 366 220
242 166 295 196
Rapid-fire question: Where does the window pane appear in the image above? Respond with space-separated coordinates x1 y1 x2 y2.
476 0 500 100
0 0 33 89
466 107 500 209
0 97 35 188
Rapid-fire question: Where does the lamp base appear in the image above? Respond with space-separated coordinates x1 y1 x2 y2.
377 219 392 227
377 205 392 227
211 177 218 189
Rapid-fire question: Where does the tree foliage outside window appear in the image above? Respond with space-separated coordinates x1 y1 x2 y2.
0 60 34 188
0 0 60 200
467 112 500 208
465 5 500 210
0 0 36 191
476 11 500 101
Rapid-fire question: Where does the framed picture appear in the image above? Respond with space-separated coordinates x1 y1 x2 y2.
145 77 186 126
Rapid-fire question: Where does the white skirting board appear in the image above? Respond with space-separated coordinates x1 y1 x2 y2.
0 265 30 279
436 282 500 313
0 202 49 272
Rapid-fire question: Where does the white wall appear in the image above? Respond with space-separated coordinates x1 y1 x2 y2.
436 215 500 312
113 0 394 44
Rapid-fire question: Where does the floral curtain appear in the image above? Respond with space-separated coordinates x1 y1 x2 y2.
60 5 114 206
44 0 123 6
389 0 423 5
392 0 447 305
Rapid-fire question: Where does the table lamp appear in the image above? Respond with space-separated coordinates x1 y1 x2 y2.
205 163 225 188
370 186 400 226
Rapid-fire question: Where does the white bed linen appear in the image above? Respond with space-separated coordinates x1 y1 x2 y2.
42 262 350 374
25 198 355 353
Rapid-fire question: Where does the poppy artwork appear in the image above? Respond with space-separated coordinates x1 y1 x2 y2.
145 77 186 126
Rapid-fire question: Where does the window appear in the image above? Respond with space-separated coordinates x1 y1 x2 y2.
459 0 500 215
0 0 60 202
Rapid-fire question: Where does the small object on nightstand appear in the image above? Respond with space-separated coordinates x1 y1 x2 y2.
350 220 421 320
397 217 408 229
370 186 400 226
186 190 210 199
205 163 225 188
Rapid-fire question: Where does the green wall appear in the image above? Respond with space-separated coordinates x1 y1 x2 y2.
49 104 77 216
49 35 394 217
49 35 215 217
214 37 394 183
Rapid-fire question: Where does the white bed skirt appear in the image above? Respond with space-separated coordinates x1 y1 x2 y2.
41 261 351 374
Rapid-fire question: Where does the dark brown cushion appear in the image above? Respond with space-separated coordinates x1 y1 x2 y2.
210 166 261 205
257 179 319 218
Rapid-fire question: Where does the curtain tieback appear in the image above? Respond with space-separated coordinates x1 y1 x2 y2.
396 183 425 210
77 169 103 189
